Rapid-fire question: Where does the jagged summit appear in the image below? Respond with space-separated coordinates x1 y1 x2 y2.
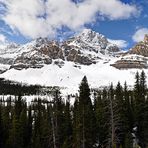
129 34 148 57
144 34 148 43
111 35 148 70
1 29 148 90
76 28 107 46
65 28 120 55
0 29 121 71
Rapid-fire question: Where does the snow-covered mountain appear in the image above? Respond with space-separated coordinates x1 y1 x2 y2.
64 29 120 54
0 29 148 93
0 29 120 70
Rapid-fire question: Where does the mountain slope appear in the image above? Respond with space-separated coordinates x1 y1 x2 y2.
0 60 140 94
0 29 148 93
0 29 121 71
111 35 148 69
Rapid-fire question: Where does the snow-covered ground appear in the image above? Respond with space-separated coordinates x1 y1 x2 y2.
0 59 144 95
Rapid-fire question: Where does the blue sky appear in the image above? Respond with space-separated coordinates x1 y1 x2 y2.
0 0 148 50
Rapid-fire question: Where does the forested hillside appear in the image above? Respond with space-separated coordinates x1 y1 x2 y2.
0 71 148 148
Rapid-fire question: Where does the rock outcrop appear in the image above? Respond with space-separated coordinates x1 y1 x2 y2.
0 29 121 70
129 34 148 57
110 34 148 70
5 29 120 70
111 55 148 69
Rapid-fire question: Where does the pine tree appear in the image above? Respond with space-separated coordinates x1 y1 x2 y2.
123 82 133 148
0 105 4 147
134 71 148 147
73 76 96 148
26 105 33 148
62 98 73 148
114 82 125 147
1 101 11 148
72 96 81 148
94 89 110 147
138 70 148 148
19 107 28 148
51 89 66 147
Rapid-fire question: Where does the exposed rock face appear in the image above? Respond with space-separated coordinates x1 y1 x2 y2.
107 45 120 53
129 34 148 57
61 29 120 65
111 55 148 69
65 48 95 65
64 29 120 55
144 34 148 43
110 34 148 69
0 57 14 65
0 29 121 70
11 40 62 69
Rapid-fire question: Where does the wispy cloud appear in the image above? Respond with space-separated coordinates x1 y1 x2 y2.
0 0 140 39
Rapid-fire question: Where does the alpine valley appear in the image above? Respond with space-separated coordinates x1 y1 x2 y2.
0 29 148 94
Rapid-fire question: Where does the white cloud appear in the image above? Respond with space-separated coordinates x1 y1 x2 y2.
108 39 128 48
132 28 148 42
0 33 8 49
0 0 140 39
0 33 6 43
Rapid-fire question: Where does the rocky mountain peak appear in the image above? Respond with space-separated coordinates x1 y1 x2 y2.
111 34 148 70
32 37 50 47
129 34 148 57
65 28 120 54
6 43 19 49
74 28 108 47
144 34 148 43
0 29 121 71
79 29 106 41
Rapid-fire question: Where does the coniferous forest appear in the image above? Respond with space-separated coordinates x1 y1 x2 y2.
0 71 148 148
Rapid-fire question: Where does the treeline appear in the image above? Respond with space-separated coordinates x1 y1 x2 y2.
0 78 40 95
0 71 148 148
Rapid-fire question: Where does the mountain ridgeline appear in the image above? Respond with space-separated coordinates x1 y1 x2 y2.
0 29 121 71
0 29 148 72
0 29 148 89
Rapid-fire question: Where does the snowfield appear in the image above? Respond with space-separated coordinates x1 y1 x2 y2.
0 59 145 95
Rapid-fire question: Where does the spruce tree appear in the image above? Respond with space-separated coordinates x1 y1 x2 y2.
94 89 110 147
73 76 96 148
123 82 133 147
73 96 81 148
62 98 73 148
134 71 147 147
0 105 4 148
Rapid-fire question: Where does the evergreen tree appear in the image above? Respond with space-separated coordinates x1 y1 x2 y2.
26 106 33 148
1 102 11 148
94 89 110 147
62 98 73 148
123 82 133 148
114 82 125 147
72 96 81 148
73 76 96 148
0 105 4 148
134 71 147 147
138 71 147 148
19 107 28 148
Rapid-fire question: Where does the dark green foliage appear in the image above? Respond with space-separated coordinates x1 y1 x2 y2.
94 90 110 147
0 78 40 95
73 76 96 148
0 72 148 148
